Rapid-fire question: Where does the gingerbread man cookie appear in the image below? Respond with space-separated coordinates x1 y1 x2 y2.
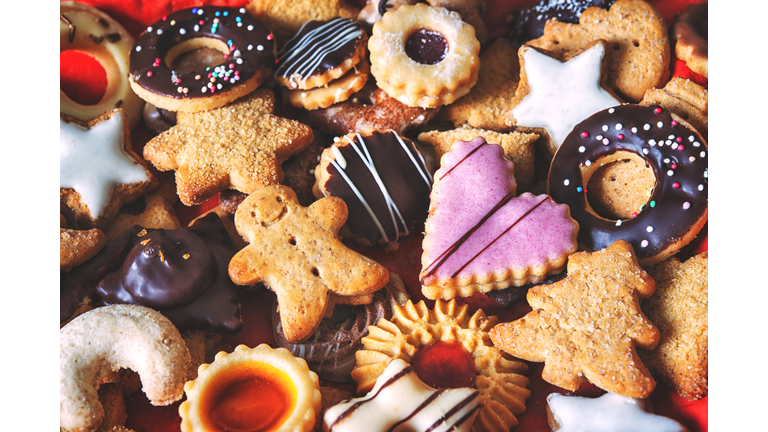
143 89 313 206
228 185 389 343
490 240 660 398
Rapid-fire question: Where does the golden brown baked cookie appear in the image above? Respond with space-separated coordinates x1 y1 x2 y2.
282 61 369 110
641 252 708 401
103 192 180 241
245 0 360 46
228 185 389 343
437 37 520 132
585 152 656 220
180 344 321 432
640 76 708 141
368 3 481 108
60 227 106 273
143 89 314 206
61 110 157 229
352 299 530 432
60 305 190 432
527 0 670 102
417 126 538 191
490 240 660 398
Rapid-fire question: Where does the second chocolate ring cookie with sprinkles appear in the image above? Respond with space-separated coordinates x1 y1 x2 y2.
129 6 276 113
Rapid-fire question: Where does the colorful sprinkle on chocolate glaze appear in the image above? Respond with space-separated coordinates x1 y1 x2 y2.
548 104 708 263
129 7 274 99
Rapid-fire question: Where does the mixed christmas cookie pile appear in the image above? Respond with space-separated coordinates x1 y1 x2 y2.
59 0 708 431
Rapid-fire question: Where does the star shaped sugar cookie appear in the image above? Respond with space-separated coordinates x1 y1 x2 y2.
490 240 660 399
546 392 688 432
228 185 389 343
504 41 622 157
143 89 314 206
60 110 156 229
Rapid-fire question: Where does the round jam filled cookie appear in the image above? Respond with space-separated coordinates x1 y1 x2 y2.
275 17 367 90
129 7 275 113
352 299 530 432
548 104 708 267
368 3 480 108
313 128 433 249
180 344 321 432
60 2 144 130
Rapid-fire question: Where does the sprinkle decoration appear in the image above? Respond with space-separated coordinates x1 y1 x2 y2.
129 6 275 100
548 104 708 263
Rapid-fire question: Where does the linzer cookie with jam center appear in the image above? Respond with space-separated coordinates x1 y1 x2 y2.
420 138 578 300
313 128 433 249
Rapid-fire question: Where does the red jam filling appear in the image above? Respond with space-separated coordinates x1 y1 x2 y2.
199 363 297 432
405 28 448 65
411 340 477 389
60 51 107 106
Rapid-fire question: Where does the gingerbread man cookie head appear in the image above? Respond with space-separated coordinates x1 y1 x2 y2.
229 185 389 343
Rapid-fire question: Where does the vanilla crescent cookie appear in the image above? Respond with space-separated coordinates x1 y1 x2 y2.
352 299 530 432
368 3 480 108
180 344 321 432
60 1 143 129
60 304 190 432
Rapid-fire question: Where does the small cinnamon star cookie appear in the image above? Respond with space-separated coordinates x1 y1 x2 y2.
60 109 157 229
143 89 314 206
503 41 622 157
490 240 660 399
526 0 670 102
228 185 389 343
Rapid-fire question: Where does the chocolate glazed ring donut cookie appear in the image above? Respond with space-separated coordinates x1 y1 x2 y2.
548 105 708 267
129 7 275 113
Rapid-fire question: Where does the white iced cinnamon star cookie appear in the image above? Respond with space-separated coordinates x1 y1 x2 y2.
504 41 622 157
547 392 688 432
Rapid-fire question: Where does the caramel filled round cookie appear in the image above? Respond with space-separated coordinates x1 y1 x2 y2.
129 7 275 113
368 3 480 108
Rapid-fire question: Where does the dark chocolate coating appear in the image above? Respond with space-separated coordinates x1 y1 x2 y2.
130 7 274 99
548 105 708 261
673 2 708 58
60 236 132 323
142 103 177 134
96 213 243 333
323 130 432 246
272 287 395 382
509 0 617 45
276 18 364 83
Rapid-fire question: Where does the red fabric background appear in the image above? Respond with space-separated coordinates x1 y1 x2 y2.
60 0 708 430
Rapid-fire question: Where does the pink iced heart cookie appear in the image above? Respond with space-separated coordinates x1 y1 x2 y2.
420 138 579 300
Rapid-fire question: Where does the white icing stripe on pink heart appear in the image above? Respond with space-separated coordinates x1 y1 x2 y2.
421 138 578 285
